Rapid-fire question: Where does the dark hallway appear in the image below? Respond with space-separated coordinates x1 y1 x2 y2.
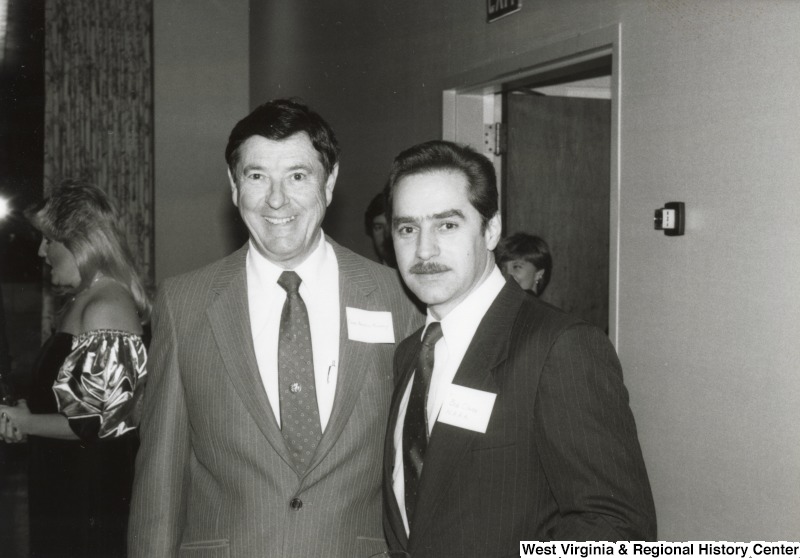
0 444 29 557
1 0 44 555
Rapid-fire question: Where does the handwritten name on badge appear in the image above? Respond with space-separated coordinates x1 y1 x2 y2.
437 384 496 433
346 307 395 343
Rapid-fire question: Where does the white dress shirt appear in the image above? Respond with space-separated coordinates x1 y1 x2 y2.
392 265 506 534
246 233 340 431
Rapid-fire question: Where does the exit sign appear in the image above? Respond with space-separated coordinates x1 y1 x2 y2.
487 0 521 22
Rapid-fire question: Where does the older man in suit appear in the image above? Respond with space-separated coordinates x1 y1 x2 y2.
128 99 421 558
382 140 656 557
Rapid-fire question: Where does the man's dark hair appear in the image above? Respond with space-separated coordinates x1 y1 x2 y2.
225 98 340 177
384 140 498 230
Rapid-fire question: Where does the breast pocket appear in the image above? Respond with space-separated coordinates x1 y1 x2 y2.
356 536 388 557
178 539 230 558
467 418 517 452
470 439 517 452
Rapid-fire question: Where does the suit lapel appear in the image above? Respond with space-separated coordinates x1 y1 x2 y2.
409 282 525 543
306 240 381 472
207 240 406 476
384 333 422 549
206 246 294 467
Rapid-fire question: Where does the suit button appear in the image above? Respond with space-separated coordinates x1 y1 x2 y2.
290 498 303 510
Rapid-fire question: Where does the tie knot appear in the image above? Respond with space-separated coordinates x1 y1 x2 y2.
277 271 302 294
422 322 443 348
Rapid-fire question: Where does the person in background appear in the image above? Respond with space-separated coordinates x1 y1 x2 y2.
494 231 552 296
365 190 424 314
0 181 150 558
128 99 421 558
364 190 396 267
382 140 655 557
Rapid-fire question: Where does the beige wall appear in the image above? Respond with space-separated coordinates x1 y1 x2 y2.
617 3 800 538
153 0 249 282
246 0 799 539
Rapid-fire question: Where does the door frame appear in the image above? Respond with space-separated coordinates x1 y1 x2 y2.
442 24 622 344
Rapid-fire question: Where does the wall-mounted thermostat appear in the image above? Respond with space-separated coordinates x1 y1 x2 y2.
654 202 685 236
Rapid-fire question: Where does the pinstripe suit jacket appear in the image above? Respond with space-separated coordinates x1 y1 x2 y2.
383 281 656 557
129 239 422 558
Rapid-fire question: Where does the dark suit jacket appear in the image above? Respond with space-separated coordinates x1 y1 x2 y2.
383 281 656 557
129 239 422 558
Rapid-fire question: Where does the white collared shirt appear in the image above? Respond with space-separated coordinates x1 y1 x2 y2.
246 233 340 431
391 265 506 534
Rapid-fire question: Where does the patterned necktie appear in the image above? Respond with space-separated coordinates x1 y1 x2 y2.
277 271 321 473
402 321 444 523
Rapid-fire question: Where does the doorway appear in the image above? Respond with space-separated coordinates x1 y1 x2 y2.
503 69 611 330
442 24 621 341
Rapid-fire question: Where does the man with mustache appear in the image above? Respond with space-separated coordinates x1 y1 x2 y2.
382 140 656 557
128 99 422 557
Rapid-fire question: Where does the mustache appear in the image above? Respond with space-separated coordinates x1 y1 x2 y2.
408 262 450 274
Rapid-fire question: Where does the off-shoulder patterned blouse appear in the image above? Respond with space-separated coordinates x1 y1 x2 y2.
52 329 147 439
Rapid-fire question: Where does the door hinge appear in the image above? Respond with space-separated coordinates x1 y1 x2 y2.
484 123 506 156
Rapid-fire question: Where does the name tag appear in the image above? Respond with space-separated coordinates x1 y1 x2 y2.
437 384 496 433
346 307 395 343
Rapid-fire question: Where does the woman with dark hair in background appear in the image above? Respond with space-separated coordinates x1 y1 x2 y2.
495 232 552 296
0 181 150 558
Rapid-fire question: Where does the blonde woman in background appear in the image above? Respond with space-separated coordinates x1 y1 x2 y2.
0 181 150 558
